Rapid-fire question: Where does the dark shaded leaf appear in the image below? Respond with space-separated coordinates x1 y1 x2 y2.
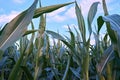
21 66 33 80
97 16 104 33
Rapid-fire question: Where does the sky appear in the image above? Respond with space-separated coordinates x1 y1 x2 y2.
0 0 120 44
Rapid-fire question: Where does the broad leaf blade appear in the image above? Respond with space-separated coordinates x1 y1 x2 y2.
0 0 38 51
102 14 120 56
102 14 120 35
33 2 74 18
87 2 99 35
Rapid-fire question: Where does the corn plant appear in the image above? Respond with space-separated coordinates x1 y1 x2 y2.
1 0 120 80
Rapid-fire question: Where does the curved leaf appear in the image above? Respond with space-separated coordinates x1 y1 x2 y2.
87 2 99 35
0 0 38 51
46 30 65 41
102 14 120 35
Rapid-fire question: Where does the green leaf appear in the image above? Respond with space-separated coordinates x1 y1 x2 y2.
8 0 38 80
23 29 38 36
87 2 99 35
102 14 120 35
102 14 120 56
0 0 38 51
21 66 33 80
97 16 104 34
33 2 74 18
96 45 114 74
46 30 73 50
75 2 86 42
46 30 65 41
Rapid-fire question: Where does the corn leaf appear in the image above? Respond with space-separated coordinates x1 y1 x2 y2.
97 16 104 34
75 2 86 42
0 0 38 51
102 14 120 35
21 66 33 80
102 0 117 44
96 45 114 74
33 2 74 18
46 30 65 41
102 14 120 56
23 30 38 36
7 0 38 80
87 2 99 35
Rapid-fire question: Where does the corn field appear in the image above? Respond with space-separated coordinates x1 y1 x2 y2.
0 0 120 80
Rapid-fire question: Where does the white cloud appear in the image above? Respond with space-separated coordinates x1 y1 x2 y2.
47 7 67 22
79 0 112 16
63 24 78 29
65 6 76 19
0 11 20 25
13 0 25 4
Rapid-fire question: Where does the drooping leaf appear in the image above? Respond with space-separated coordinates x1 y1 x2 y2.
102 14 120 36
0 0 38 51
46 30 65 41
96 45 114 74
75 2 86 42
33 2 74 18
102 14 120 56
87 2 99 35
102 0 117 44
97 16 104 33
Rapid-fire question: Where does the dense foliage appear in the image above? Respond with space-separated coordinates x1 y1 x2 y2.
0 0 120 80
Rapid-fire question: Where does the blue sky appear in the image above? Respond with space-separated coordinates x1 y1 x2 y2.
0 0 120 44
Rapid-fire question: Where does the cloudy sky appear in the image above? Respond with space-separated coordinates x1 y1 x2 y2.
0 0 120 40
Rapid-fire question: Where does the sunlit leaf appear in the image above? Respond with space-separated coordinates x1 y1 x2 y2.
46 30 65 41
0 0 38 51
75 2 86 42
8 0 38 80
102 14 120 56
23 30 38 36
87 2 99 35
33 2 74 18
